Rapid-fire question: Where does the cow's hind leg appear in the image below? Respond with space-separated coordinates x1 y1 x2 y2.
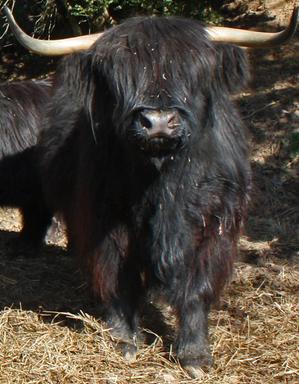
103 295 140 361
20 203 53 249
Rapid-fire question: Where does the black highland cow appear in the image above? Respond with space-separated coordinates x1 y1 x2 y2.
38 17 251 374
4 5 298 376
0 80 53 248
4 3 298 376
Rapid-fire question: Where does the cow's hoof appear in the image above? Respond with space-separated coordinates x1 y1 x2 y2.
183 365 206 379
180 355 213 379
118 341 137 363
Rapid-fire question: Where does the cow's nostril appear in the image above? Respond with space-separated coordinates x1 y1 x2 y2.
167 112 180 129
139 112 153 129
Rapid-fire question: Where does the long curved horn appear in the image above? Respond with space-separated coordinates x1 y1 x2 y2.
3 5 298 55
2 5 102 56
206 6 298 47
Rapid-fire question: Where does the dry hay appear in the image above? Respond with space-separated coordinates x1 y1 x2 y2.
0 251 298 384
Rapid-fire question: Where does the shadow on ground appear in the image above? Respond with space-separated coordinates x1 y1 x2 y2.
0 228 176 346
239 38 299 261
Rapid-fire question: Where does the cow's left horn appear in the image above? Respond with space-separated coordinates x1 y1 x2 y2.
206 6 298 47
2 6 102 56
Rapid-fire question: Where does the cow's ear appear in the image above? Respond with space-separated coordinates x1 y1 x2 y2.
215 43 250 94
53 51 94 105
48 51 104 144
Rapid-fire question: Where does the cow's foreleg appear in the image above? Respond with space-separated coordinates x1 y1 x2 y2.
91 232 143 361
174 294 213 378
105 261 143 361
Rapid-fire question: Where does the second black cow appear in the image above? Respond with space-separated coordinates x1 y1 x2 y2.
0 80 53 249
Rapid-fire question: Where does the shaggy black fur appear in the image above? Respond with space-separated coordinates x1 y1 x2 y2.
39 16 251 372
0 80 53 248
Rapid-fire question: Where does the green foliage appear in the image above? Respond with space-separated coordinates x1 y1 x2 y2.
68 0 223 28
290 131 299 157
70 0 114 18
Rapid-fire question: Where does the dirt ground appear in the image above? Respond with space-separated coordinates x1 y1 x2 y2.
0 1 298 383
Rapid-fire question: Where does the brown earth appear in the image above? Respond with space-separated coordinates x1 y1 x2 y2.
0 1 298 383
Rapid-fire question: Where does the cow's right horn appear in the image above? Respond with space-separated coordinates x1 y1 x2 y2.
2 6 102 56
